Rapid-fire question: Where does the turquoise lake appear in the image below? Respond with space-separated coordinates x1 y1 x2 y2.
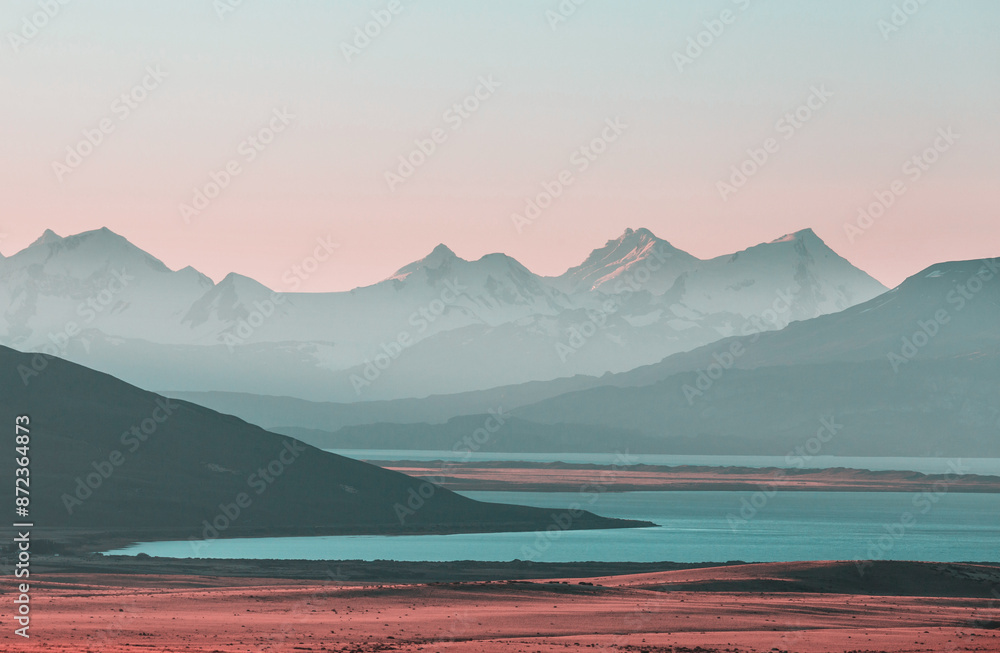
106 490 1000 563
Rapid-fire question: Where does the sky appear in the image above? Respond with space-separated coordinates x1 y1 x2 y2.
0 0 997 291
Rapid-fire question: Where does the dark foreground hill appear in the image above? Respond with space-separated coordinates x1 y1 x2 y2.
0 345 645 539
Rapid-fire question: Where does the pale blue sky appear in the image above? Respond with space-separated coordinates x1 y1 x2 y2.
1 0 997 289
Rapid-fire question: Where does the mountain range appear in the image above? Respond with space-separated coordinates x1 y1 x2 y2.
0 226 885 402
2 227 996 459
509 257 1000 456
175 258 1000 457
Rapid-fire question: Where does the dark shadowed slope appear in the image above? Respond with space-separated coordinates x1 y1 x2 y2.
0 345 646 537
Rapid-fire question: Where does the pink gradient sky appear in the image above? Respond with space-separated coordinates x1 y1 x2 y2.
1 1 997 291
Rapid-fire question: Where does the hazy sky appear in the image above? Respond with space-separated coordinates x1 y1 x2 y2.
1 0 997 290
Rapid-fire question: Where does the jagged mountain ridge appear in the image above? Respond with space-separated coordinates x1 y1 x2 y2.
0 226 887 401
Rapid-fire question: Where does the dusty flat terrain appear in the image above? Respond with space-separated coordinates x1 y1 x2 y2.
3 561 998 652
378 461 1000 493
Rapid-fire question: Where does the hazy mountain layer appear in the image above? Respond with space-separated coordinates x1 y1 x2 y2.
240 258 1000 457
0 226 886 401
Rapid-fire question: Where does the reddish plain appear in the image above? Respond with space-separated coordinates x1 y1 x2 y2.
3 561 998 652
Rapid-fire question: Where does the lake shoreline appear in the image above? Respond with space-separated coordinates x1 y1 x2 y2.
377 461 1000 493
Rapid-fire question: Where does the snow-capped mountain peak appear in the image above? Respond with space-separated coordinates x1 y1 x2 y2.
387 243 461 282
719 227 852 268
767 227 820 245
30 228 63 247
684 227 888 321
553 227 699 294
373 244 572 325
13 226 172 277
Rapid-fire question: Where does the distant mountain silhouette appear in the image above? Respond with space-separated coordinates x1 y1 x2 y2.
245 258 1000 457
0 226 885 401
